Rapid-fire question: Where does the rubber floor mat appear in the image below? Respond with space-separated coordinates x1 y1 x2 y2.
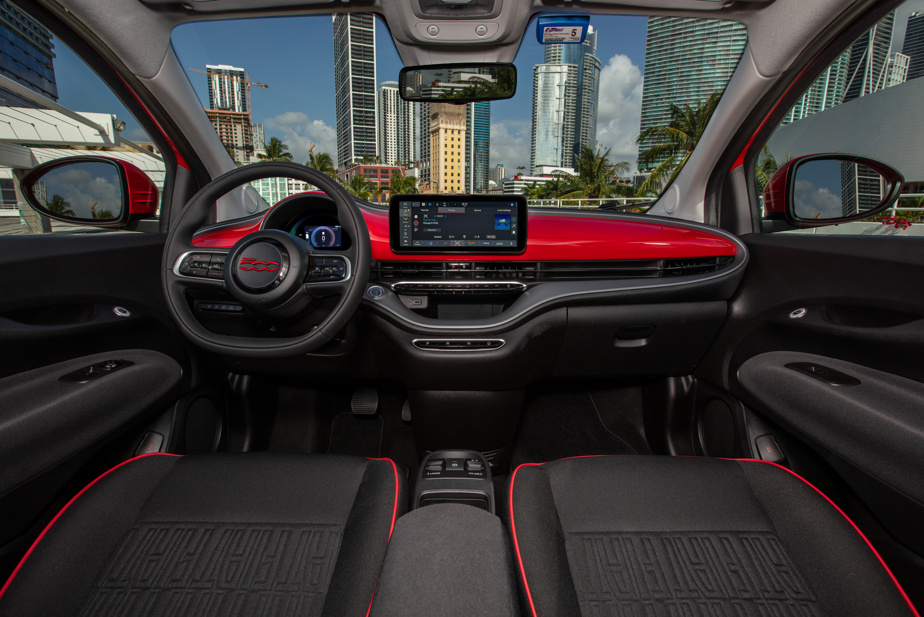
512 390 638 467
327 413 384 458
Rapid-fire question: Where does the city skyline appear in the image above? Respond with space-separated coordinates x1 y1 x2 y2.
41 4 924 176
168 13 651 174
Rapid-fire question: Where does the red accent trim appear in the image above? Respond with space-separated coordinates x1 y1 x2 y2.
108 72 190 172
365 457 399 540
364 209 737 262
238 258 279 272
728 459 920 617
191 206 738 262
731 64 812 171
362 457 400 617
0 452 182 601
509 462 544 617
193 219 263 248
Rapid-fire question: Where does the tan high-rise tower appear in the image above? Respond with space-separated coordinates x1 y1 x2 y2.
429 103 467 194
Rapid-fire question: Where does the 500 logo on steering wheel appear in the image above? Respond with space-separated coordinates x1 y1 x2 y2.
238 257 280 272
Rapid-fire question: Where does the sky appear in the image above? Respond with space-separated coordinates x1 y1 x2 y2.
168 14 648 173
51 3 924 175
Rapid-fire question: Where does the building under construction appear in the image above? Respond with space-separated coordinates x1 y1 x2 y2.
192 65 267 165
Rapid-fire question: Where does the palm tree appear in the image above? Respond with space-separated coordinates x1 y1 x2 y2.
307 150 336 176
258 137 294 162
636 92 722 196
526 182 544 200
560 146 630 199
755 145 788 193
539 176 571 199
381 169 419 195
344 174 376 200
45 194 75 217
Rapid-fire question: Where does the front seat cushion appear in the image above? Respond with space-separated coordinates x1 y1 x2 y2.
0 452 403 617
508 455 918 617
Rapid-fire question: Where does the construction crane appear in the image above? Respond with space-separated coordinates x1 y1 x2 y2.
187 68 268 116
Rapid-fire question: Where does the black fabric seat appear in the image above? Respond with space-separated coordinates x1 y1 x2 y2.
0 452 404 617
508 456 918 617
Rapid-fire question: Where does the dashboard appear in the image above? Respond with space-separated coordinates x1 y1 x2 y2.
189 192 748 384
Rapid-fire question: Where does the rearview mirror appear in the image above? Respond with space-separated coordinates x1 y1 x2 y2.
21 156 158 227
763 154 903 228
398 63 516 103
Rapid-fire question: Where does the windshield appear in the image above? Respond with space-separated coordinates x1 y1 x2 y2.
171 13 745 212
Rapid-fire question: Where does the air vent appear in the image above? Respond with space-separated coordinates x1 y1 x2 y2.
374 262 446 280
662 256 734 277
539 261 661 280
371 257 734 283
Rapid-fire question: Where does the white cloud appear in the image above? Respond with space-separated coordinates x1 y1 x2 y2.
263 111 336 165
44 165 122 219
595 54 644 174
490 119 531 175
794 179 843 219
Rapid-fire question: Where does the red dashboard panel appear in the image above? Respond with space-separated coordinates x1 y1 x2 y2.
193 218 262 248
193 206 738 260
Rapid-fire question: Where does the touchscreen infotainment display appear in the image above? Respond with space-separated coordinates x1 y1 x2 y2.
389 195 527 253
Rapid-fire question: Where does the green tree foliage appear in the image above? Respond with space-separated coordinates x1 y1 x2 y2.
307 150 336 176
544 146 630 200
258 137 294 162
382 169 419 195
754 145 790 194
344 174 377 201
636 92 722 196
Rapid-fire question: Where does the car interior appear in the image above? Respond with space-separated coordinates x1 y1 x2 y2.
0 0 922 615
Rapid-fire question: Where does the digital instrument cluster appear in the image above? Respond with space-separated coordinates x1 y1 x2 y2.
290 215 343 249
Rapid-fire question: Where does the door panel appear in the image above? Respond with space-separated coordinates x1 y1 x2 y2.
0 232 203 579
697 232 924 602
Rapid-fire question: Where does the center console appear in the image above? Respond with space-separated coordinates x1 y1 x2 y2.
414 449 495 512
365 450 518 615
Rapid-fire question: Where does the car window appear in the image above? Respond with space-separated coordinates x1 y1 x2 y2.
0 4 164 236
759 0 924 236
171 13 745 219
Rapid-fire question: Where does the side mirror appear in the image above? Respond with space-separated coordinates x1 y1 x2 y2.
21 156 159 227
763 154 903 228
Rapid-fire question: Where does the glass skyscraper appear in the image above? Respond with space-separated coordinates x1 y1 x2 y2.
543 26 601 162
637 17 747 171
0 0 57 108
530 64 577 173
333 13 377 168
902 12 924 81
782 52 851 125
529 27 600 173
465 101 490 193
843 11 895 102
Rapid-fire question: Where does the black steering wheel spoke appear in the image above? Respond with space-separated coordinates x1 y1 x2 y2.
162 163 370 358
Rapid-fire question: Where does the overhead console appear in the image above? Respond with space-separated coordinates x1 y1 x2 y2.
390 195 527 254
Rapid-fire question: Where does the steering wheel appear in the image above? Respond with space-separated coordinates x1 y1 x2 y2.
162 162 370 358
